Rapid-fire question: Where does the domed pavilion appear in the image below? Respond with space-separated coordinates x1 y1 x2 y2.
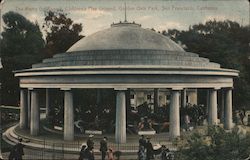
15 21 238 143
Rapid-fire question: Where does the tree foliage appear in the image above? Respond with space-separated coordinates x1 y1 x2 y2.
0 11 45 105
1 11 44 59
43 10 84 56
166 20 250 108
176 126 250 160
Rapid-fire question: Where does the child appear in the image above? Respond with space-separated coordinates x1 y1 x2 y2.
107 148 114 160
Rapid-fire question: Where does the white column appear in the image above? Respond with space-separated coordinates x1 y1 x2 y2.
115 90 126 143
20 89 28 129
45 88 50 119
224 88 233 130
208 89 218 125
27 89 31 128
64 89 74 141
169 89 180 139
30 89 40 136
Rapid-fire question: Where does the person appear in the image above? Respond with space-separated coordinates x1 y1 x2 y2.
9 138 25 160
107 148 114 160
87 135 94 150
84 146 95 160
8 145 15 160
161 145 171 160
138 118 144 130
79 145 87 160
145 137 154 160
100 137 108 160
240 108 247 125
139 135 146 148
138 145 146 160
142 117 154 131
143 117 150 130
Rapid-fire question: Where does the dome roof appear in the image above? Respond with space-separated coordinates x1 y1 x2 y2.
67 22 184 52
15 21 239 90
32 22 220 69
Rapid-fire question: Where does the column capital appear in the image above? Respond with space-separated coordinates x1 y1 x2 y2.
61 88 71 91
171 87 183 91
209 87 220 91
28 88 40 91
114 88 127 91
20 88 28 92
223 87 234 90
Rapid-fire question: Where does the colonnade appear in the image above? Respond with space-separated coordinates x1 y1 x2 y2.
19 87 233 143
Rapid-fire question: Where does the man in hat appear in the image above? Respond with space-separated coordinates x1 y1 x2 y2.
10 138 25 160
145 137 154 160
100 137 108 160
79 144 87 160
139 135 146 148
85 135 95 160
87 135 94 150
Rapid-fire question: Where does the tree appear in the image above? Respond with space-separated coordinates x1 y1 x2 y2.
1 12 44 58
175 126 250 160
0 11 44 105
43 10 84 56
166 20 250 108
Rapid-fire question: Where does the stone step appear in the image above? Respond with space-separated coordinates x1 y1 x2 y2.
4 125 177 155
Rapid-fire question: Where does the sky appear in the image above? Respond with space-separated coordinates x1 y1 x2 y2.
1 0 249 37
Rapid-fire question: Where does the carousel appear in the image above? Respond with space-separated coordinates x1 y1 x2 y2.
14 20 238 144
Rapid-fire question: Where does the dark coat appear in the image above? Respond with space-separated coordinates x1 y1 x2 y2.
9 143 24 160
79 146 87 160
87 138 94 150
84 148 95 160
139 138 146 147
100 139 108 152
145 141 154 160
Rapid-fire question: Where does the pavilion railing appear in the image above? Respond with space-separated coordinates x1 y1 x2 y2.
18 137 176 160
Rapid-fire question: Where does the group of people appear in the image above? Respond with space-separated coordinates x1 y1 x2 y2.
8 135 173 160
79 135 114 160
138 135 173 160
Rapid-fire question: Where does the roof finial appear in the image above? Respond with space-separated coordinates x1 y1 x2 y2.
124 2 127 22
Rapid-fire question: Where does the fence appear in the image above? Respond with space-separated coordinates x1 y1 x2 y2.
16 136 176 160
